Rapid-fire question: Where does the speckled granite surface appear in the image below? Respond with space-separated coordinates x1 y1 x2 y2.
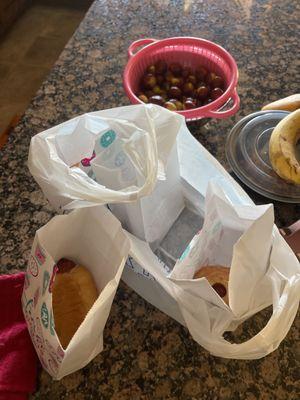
0 0 299 398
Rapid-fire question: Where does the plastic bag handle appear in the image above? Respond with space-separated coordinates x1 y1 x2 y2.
128 38 157 58
200 89 240 119
183 274 300 359
126 232 300 359
28 111 161 210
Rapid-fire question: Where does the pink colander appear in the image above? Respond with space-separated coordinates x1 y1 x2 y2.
123 37 240 121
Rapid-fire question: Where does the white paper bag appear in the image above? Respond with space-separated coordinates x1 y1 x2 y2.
109 142 184 244
28 104 185 243
125 181 300 359
22 206 129 379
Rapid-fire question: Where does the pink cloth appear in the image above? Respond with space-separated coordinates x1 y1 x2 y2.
0 273 38 400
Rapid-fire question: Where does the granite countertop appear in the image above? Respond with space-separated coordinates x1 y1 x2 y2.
0 0 299 399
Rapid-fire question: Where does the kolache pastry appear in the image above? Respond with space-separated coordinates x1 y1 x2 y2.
52 258 98 349
193 265 230 304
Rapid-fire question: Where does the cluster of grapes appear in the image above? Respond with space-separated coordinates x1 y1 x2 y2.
137 60 225 111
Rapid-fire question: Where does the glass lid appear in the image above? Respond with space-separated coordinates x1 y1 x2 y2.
226 111 300 203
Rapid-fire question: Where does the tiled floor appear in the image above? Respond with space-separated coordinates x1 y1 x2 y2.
0 0 92 138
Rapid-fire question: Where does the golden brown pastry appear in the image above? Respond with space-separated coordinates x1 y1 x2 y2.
52 258 98 349
194 265 230 304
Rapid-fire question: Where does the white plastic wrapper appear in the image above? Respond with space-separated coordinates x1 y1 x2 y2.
126 182 300 359
28 104 185 243
122 124 300 359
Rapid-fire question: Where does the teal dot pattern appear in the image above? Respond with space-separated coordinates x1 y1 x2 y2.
50 309 55 336
42 271 50 295
100 130 116 148
41 302 49 328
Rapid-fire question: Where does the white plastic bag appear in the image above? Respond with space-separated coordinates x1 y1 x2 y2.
28 104 185 243
22 206 129 379
125 181 300 359
122 122 299 359
27 105 300 360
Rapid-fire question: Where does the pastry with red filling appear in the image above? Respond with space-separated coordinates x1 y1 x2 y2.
194 265 230 304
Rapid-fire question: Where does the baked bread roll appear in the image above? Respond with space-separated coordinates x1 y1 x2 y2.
52 259 98 349
194 265 230 304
